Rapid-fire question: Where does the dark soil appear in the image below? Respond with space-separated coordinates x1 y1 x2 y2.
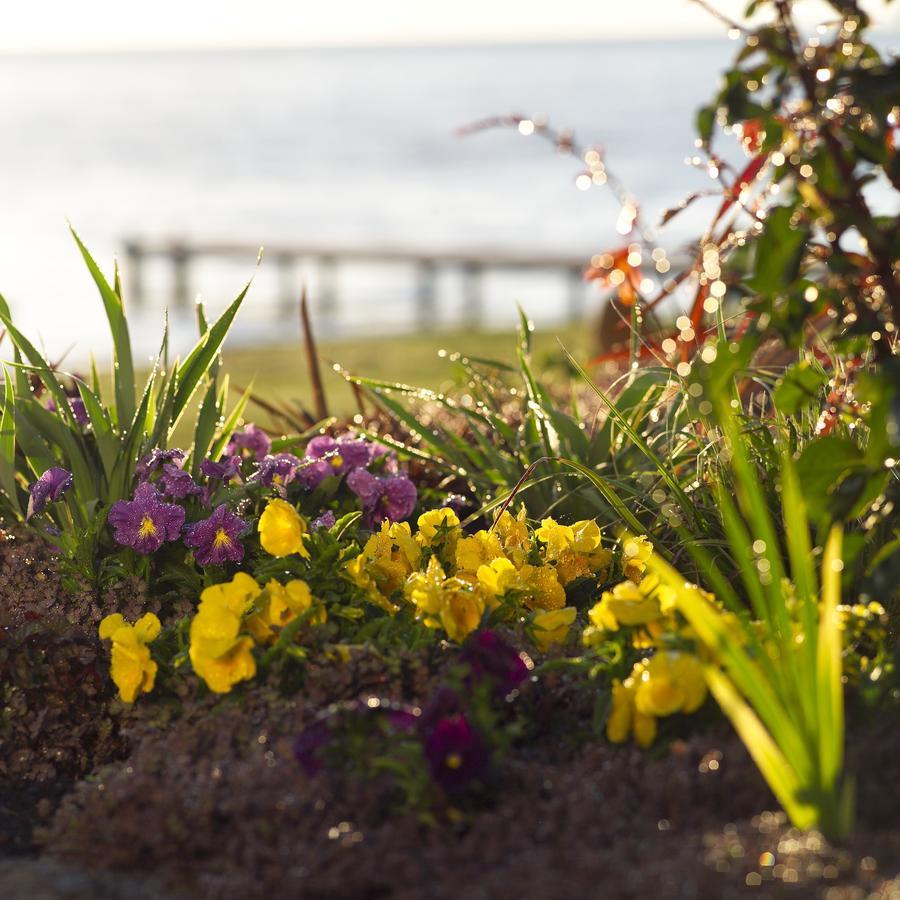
2 526 899 899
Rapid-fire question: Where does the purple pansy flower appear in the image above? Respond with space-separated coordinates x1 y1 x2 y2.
423 713 489 792
461 630 531 696
251 453 302 496
226 423 271 462
293 457 333 490
27 467 73 519
47 396 89 427
182 504 248 566
69 397 89 427
158 463 201 500
136 448 186 481
293 720 332 776
311 510 336 530
306 434 372 475
346 468 417 527
107 482 185 554
200 456 243 483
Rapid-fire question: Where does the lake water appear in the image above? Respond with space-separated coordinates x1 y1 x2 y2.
0 38 848 361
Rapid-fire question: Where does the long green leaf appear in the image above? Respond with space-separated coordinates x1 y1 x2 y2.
70 226 136 426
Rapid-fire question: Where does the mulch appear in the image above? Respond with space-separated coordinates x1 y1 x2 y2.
2 524 898 899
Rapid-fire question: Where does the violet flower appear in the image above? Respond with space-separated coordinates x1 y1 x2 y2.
306 434 372 475
311 510 336 530
136 448 186 481
461 630 531 696
293 458 334 491
227 423 271 461
27 467 73 519
423 713 489 792
251 453 301 496
159 463 201 500
182 504 248 566
107 482 186 554
46 396 89 427
346 468 417 527
293 720 332 776
200 456 242 483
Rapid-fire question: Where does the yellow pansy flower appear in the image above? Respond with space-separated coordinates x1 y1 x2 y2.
634 651 707 717
531 606 577 652
199 571 262 618
455 530 505 573
258 498 310 558
517 563 566 611
189 600 256 694
591 577 673 629
606 665 657 748
415 508 462 565
98 612 161 703
535 518 575 557
494 507 531 566
477 559 565 611
188 573 263 693
621 535 653 583
537 517 611 586
245 578 325 644
476 557 521 598
346 520 421 612
405 556 485 642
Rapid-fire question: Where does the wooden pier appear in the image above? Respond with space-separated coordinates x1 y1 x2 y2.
121 238 591 330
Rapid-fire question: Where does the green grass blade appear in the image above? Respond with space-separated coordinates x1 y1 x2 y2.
562 345 701 528
818 524 845 794
173 280 251 426
0 368 22 517
704 665 818 831
70 226 136 426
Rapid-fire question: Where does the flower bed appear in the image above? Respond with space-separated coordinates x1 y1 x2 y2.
2 1 899 896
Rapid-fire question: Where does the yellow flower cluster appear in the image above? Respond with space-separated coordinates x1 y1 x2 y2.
98 612 161 703
607 651 707 747
188 571 325 694
346 507 612 649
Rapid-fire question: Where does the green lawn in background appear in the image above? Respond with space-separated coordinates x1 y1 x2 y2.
216 325 587 430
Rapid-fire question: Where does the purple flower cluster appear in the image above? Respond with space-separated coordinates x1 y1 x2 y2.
108 479 250 566
244 431 417 529
291 632 530 793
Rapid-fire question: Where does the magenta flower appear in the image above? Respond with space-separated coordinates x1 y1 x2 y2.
159 463 201 500
182 504 248 566
27 467 73 519
423 713 489 792
251 453 301 496
107 482 185 554
346 468 417 527
461 631 530 696
227 423 271 461
200 456 242 483
136 448 186 481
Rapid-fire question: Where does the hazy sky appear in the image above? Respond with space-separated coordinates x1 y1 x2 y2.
1 0 897 52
